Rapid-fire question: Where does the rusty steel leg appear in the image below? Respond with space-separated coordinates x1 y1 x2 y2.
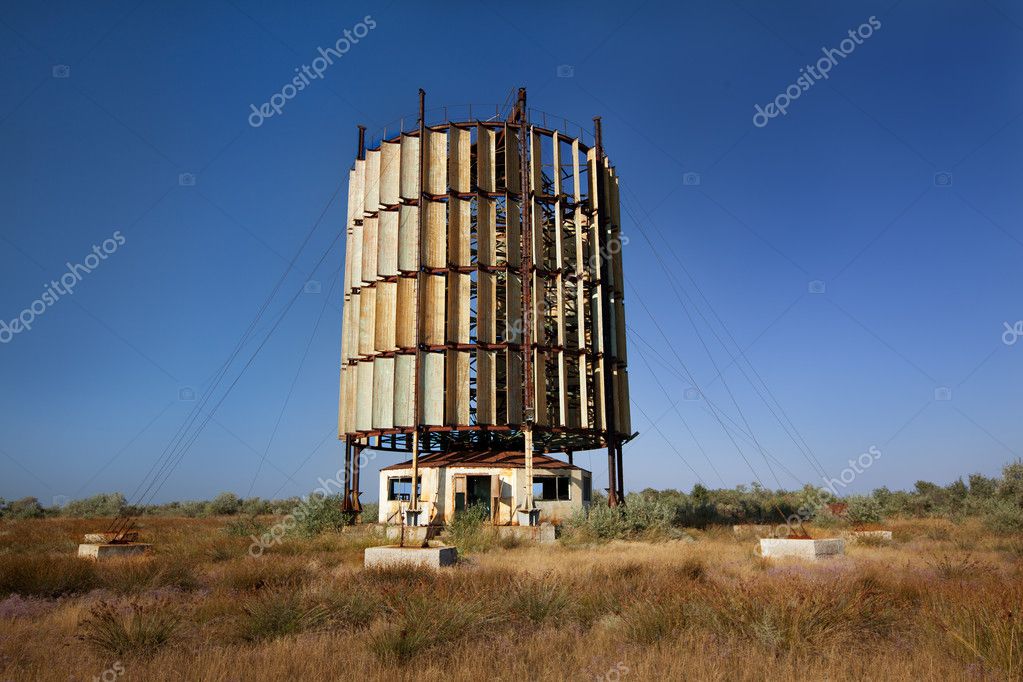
607 439 619 507
352 444 363 513
341 439 354 512
616 442 625 504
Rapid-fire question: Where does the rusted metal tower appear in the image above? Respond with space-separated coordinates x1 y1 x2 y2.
337 88 634 519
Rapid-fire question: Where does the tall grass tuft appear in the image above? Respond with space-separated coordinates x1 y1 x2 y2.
927 553 993 581
77 600 179 657
622 599 687 644
0 554 97 597
95 556 198 594
446 503 492 554
218 557 310 591
927 583 1023 679
689 579 905 653
505 573 572 624
237 590 328 641
322 586 380 630
367 592 494 662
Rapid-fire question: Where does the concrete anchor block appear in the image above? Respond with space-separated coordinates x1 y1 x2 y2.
852 530 893 542
77 543 152 561
364 545 457 569
493 523 559 545
383 525 439 544
759 538 845 561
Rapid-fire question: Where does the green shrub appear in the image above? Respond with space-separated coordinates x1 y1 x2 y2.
981 499 1023 534
293 494 348 537
223 515 266 538
447 503 492 553
207 492 242 516
360 502 379 523
846 496 884 526
62 493 127 518
2 497 44 520
179 501 207 518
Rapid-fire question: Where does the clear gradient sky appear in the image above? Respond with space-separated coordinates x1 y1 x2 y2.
1 0 1021 505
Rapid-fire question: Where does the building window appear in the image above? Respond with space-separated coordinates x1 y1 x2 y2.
387 476 421 501
532 475 571 501
582 474 592 502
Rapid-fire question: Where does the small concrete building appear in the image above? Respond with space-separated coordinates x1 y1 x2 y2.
378 450 592 526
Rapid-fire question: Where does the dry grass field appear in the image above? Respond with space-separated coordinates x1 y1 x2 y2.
1 516 1021 681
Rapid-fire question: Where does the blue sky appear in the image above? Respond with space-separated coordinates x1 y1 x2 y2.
1 0 1021 505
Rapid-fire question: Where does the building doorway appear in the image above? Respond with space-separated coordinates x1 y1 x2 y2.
454 475 492 517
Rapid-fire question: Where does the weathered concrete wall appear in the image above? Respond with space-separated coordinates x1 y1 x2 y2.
378 464 589 525
444 465 515 525
533 469 590 524
377 466 441 525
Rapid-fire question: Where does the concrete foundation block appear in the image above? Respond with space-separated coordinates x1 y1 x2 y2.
760 538 845 561
852 530 893 542
515 509 541 527
494 523 559 545
77 543 151 561
364 545 457 569
383 525 440 544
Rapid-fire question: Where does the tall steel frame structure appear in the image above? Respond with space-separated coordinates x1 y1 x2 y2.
338 89 635 516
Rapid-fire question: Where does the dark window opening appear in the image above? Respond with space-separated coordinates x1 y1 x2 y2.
533 475 571 501
582 475 592 502
387 476 421 502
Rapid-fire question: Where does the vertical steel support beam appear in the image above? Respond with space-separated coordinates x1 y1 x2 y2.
409 89 426 519
593 116 619 508
616 442 624 503
516 88 536 514
407 87 427 519
341 439 353 511
352 444 363 512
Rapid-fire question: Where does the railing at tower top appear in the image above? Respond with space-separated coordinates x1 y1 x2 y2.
361 103 597 150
